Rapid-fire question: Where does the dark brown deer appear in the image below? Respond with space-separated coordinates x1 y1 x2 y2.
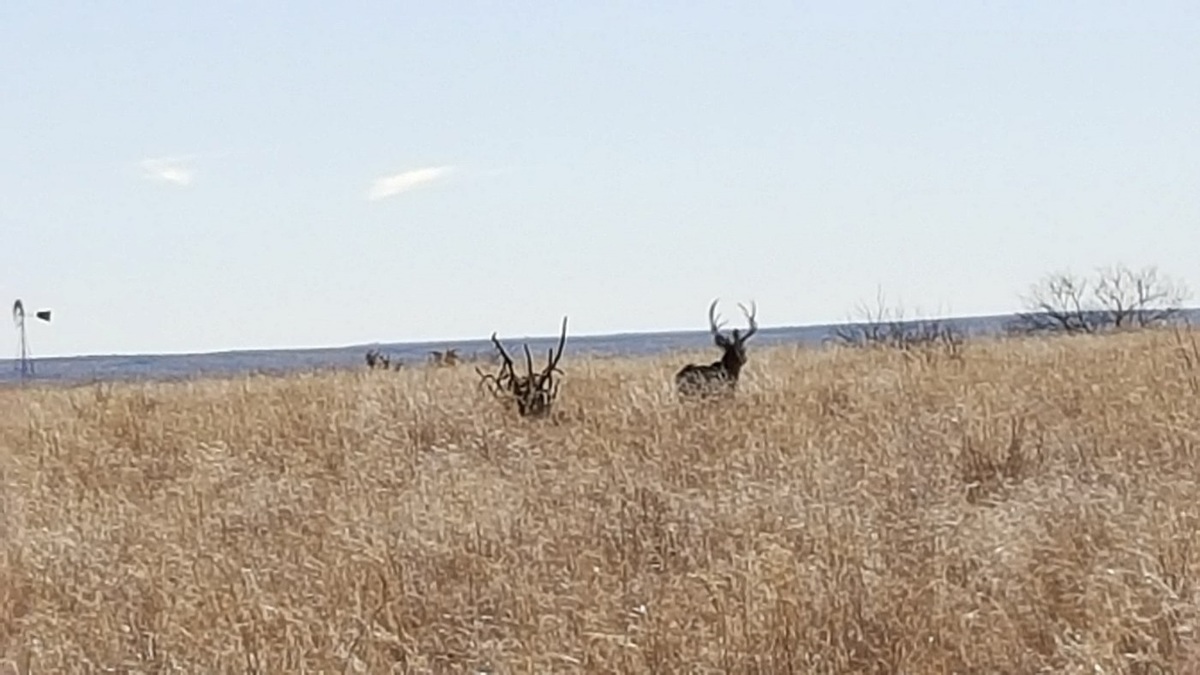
366 349 403 370
365 349 390 370
477 316 568 417
675 299 758 399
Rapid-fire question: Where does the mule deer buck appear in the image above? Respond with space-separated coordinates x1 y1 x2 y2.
675 299 758 399
477 316 569 418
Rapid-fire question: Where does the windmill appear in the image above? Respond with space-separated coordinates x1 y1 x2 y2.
12 299 52 380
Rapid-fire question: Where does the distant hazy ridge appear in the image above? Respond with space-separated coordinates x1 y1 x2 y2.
5 309 1199 385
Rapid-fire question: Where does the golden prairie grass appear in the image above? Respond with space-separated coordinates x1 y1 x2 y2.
2 329 1200 673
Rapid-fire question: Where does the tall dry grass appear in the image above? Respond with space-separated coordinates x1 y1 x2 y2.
2 329 1200 673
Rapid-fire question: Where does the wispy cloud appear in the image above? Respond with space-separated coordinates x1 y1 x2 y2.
139 155 198 187
366 166 454 201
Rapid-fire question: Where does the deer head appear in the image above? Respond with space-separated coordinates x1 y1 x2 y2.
675 299 758 398
477 316 569 417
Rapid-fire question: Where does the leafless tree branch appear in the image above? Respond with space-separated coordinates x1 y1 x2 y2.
1009 264 1190 336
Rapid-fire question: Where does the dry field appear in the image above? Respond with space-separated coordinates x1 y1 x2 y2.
2 329 1200 673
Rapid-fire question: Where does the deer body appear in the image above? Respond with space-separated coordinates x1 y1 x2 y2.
675 299 758 399
675 351 745 397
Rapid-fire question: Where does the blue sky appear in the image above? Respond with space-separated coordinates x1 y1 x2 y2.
2 1 1198 357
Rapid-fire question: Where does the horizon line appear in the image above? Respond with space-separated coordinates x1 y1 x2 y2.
1 307 1158 363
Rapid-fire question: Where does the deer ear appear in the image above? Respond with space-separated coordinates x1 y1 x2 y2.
715 334 731 348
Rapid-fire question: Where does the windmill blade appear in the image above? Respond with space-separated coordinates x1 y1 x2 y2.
35 310 51 322
12 299 24 323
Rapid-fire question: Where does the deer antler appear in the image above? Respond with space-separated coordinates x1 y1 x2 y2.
537 316 569 386
478 316 570 418
476 370 505 394
523 343 536 383
737 301 758 341
490 332 514 370
708 298 728 336
477 332 517 393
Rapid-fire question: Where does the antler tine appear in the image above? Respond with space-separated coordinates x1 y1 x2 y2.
542 316 568 379
539 354 565 388
737 300 759 340
522 343 535 382
490 332 514 368
708 298 727 336
476 368 501 393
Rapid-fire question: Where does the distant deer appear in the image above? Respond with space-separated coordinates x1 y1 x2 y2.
429 348 461 367
366 349 403 371
675 299 758 399
365 349 390 370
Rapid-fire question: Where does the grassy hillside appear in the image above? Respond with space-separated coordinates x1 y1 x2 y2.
2 329 1200 672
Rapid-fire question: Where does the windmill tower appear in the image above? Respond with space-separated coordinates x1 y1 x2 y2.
12 299 52 381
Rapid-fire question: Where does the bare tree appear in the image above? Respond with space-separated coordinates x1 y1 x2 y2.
1011 271 1095 335
832 287 897 347
477 317 569 418
832 289 964 361
1010 264 1190 335
675 299 759 399
1094 264 1189 328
